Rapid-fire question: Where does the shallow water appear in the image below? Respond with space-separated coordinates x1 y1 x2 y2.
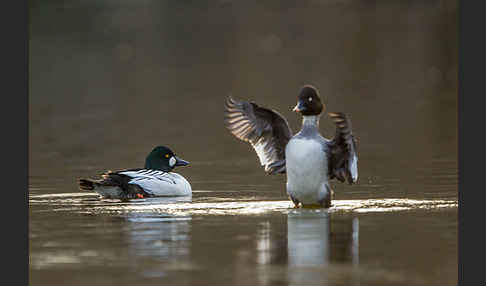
29 183 457 286
29 1 457 285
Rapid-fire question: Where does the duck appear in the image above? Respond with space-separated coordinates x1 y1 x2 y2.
79 146 192 200
224 85 358 208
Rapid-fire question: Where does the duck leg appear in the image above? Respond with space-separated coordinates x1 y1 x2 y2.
318 184 333 208
289 194 301 208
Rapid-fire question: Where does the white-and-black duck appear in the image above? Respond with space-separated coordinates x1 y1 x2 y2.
224 85 358 208
79 146 191 200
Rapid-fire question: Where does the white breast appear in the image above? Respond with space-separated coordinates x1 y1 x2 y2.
119 170 192 197
285 138 328 204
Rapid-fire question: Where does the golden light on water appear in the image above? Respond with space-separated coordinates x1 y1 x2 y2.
29 193 457 216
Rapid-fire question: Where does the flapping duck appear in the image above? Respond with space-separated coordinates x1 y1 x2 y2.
224 85 358 208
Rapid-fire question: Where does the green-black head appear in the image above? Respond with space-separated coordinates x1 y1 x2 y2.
144 146 190 172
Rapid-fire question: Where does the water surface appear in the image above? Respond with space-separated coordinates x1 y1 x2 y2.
29 1 457 285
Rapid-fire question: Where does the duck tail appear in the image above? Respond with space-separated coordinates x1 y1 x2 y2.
79 179 95 191
79 173 148 199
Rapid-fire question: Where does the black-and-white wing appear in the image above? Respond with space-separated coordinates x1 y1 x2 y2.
327 112 358 184
117 169 175 183
117 169 176 195
224 97 293 174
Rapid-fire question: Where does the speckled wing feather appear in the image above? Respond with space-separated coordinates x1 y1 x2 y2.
327 112 358 184
224 97 293 174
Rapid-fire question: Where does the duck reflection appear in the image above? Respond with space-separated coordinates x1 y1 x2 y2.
122 198 194 277
124 196 193 260
126 215 192 260
286 210 359 285
254 218 288 266
256 221 272 265
252 210 360 285
287 211 331 266
287 211 359 266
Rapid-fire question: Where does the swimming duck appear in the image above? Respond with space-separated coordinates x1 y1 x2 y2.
224 85 358 208
79 146 192 199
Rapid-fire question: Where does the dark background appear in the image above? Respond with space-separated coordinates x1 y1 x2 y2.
29 0 457 192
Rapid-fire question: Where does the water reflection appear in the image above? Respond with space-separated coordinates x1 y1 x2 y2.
29 193 456 285
125 214 194 278
286 211 360 285
250 211 361 285
29 192 458 215
352 218 359 266
329 216 360 265
288 211 330 266
256 221 271 265
127 215 192 259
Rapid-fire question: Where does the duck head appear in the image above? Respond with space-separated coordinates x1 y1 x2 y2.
145 146 190 172
292 85 324 116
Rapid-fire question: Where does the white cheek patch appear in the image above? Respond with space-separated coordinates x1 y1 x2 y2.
308 97 312 102
169 157 176 167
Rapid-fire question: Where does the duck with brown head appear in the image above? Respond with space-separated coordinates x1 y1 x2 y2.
224 85 358 208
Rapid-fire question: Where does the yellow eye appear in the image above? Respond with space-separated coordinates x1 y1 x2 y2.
165 154 169 158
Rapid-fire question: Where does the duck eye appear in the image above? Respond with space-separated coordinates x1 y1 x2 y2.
308 97 312 102
165 154 169 158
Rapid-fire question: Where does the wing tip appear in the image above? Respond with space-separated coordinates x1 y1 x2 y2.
225 96 241 107
329 111 354 135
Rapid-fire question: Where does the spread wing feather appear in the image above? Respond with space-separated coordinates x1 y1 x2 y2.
224 97 292 174
327 112 358 184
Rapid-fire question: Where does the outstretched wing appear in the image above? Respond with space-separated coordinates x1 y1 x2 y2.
327 112 358 184
224 97 293 174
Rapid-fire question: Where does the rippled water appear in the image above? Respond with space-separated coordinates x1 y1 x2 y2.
30 193 456 215
29 1 457 285
29 175 457 286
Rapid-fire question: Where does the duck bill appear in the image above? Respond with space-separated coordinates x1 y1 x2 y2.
292 101 306 113
174 156 190 167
